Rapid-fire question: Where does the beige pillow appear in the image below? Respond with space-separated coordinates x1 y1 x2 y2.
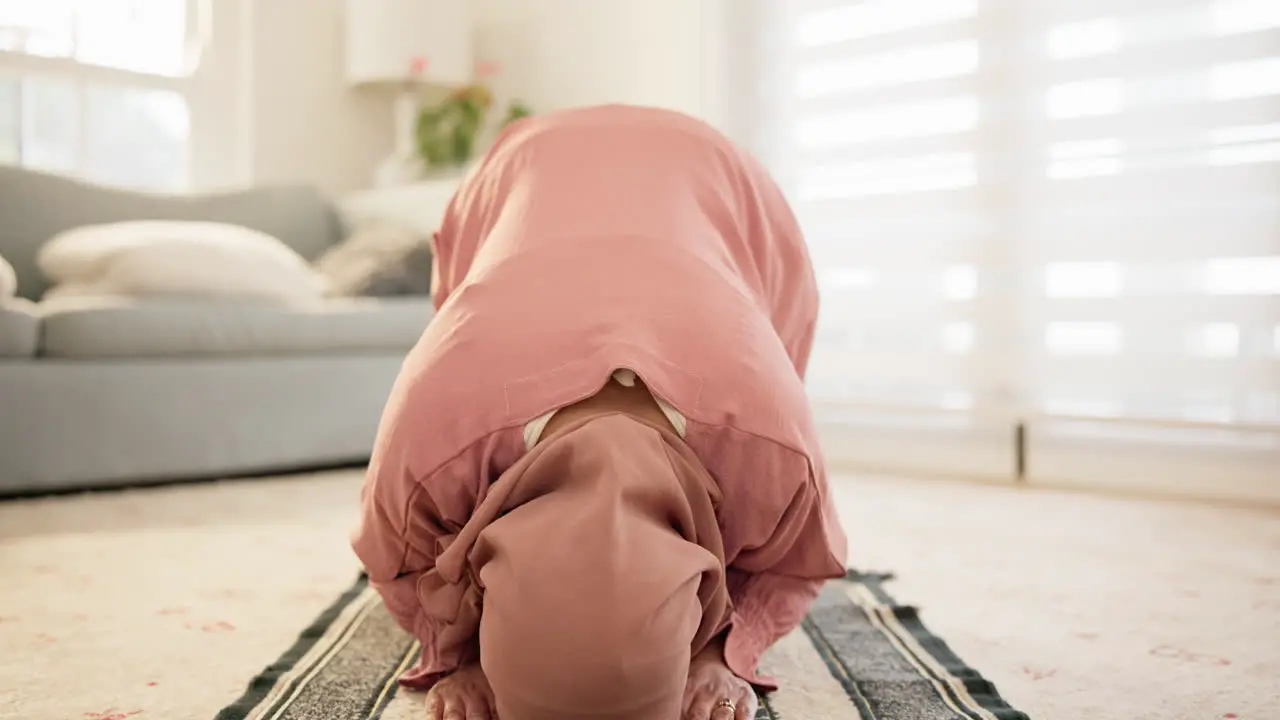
0 253 15 298
313 223 433 297
38 220 325 302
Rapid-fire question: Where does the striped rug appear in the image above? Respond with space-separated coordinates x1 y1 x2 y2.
214 571 1028 720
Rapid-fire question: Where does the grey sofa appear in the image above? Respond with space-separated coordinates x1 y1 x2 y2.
0 166 433 494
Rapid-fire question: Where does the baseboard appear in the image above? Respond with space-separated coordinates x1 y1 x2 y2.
0 459 367 501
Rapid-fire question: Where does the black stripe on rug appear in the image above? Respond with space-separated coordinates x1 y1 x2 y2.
214 570 1029 720
214 575 371 720
802 570 1030 720
871 574 1025 719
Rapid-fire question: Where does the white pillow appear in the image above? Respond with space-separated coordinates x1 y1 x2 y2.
0 253 15 298
37 220 326 302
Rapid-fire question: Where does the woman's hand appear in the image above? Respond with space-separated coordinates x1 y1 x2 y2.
424 663 497 720
683 639 758 720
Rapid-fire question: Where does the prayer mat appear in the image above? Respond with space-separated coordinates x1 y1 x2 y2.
214 570 1029 720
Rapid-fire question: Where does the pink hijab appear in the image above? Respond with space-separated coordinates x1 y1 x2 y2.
426 411 732 718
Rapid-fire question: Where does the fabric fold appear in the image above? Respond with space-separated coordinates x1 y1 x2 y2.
419 411 732 718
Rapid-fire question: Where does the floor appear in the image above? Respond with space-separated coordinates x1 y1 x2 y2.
0 470 1277 720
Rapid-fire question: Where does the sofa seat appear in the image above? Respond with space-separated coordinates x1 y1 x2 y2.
38 296 433 358
0 299 40 357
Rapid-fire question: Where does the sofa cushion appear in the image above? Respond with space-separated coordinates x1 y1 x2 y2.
0 299 40 357
38 296 432 358
40 220 326 302
0 165 343 300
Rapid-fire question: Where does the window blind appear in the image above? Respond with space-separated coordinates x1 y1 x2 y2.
1021 0 1279 424
1017 0 1280 498
746 0 1017 478
741 0 1280 493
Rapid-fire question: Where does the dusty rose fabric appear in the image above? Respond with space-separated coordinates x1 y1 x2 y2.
467 412 730 719
351 104 848 693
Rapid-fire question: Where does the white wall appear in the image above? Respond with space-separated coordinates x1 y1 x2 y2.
247 0 394 195
185 0 252 190
188 0 392 194
473 0 724 125
203 0 728 194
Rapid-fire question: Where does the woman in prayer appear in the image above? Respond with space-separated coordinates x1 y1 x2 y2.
352 104 848 720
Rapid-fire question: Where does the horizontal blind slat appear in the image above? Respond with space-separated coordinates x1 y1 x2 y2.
758 0 1279 443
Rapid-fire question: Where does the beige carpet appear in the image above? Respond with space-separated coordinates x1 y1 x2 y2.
0 470 1277 720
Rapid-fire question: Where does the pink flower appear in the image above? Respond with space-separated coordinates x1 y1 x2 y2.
409 56 428 75
475 60 501 78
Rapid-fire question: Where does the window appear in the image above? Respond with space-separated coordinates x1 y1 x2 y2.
748 0 989 424
1024 1 1280 434
0 0 204 190
737 0 1280 485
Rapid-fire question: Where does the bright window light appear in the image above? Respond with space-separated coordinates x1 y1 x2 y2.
1049 139 1126 159
1047 19 1122 59
1047 78 1124 118
1210 58 1280 101
1045 322 1123 355
796 96 979 149
797 41 979 98
0 1 73 56
1049 158 1123 178
1047 138 1126 179
1203 257 1280 295
822 267 878 289
1042 396 1124 417
1209 123 1280 144
939 391 974 410
1209 142 1280 166
1180 402 1237 423
942 264 978 300
942 322 975 354
1212 0 1280 35
797 0 979 47
1207 124 1280 165
0 0 192 77
1045 262 1124 298
1189 323 1241 357
800 153 978 199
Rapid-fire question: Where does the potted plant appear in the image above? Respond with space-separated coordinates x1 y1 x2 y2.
415 60 532 173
